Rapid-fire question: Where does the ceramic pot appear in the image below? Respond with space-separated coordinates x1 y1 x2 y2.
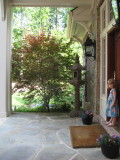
82 116 93 125
101 144 119 159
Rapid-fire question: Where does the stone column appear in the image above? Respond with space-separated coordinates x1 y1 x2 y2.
0 0 12 117
94 5 101 115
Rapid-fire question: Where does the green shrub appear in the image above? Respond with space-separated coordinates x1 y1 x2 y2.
15 106 41 112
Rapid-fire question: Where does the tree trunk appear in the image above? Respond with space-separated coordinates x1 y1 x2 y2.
43 96 50 112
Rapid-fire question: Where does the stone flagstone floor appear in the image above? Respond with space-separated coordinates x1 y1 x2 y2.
0 112 119 160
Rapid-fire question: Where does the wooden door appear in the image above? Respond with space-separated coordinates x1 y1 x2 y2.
108 30 120 117
108 30 120 84
108 30 120 92
114 30 120 81
108 31 115 80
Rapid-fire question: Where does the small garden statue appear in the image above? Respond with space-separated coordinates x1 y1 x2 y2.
69 54 84 117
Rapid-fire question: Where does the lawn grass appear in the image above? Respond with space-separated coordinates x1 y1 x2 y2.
12 93 25 107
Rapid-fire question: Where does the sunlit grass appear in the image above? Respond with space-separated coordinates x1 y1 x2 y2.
12 93 25 107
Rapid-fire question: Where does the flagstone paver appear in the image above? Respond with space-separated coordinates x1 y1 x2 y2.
0 112 119 160
0 144 40 160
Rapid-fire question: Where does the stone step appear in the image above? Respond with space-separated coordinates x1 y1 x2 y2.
99 116 120 136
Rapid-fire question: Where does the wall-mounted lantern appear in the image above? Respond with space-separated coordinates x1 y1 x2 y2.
83 37 96 60
110 0 120 26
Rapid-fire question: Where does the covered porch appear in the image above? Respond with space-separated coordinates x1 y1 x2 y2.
1 0 120 159
0 112 114 160
0 0 120 133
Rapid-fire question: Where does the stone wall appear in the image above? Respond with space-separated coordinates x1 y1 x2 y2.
84 1 100 112
94 5 101 115
85 58 95 110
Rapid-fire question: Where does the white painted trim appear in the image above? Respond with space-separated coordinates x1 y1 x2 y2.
11 0 93 7
100 36 107 97
74 15 91 22
107 19 115 31
100 35 107 118
90 0 95 12
0 0 12 117
107 0 115 25
100 1 115 34
106 0 109 26
76 22 91 33
0 0 5 21
72 6 90 15
100 0 116 118
66 12 74 39
73 36 82 44
100 1 107 34
0 111 11 117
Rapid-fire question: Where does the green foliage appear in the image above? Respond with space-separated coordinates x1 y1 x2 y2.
96 134 120 146
13 92 72 112
12 7 83 112
12 92 35 107
15 106 42 112
12 93 25 107
12 7 72 43
12 30 75 111
15 104 71 112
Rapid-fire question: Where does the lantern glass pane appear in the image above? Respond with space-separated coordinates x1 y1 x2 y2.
86 46 91 53
111 0 119 21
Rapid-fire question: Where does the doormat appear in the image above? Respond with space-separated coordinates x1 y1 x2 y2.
69 125 107 148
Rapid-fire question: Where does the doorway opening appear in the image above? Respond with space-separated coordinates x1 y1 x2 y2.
108 29 120 131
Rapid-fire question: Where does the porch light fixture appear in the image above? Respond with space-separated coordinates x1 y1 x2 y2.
83 37 96 60
110 0 120 26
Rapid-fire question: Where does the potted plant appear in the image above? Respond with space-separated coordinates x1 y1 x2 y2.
82 110 93 125
96 134 120 159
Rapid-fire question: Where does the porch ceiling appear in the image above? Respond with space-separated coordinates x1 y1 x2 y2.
11 0 93 7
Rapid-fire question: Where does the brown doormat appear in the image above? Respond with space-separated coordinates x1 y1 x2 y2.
69 125 107 148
